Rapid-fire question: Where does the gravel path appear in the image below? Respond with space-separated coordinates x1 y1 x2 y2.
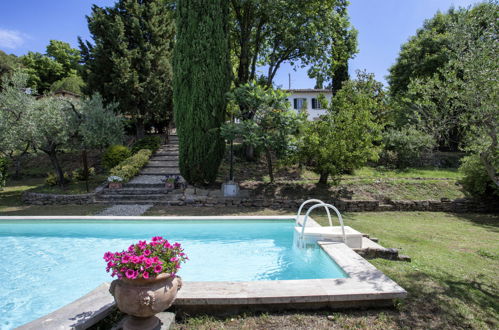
97 204 153 216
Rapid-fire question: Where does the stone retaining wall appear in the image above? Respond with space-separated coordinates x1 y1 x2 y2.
22 189 498 213
172 192 499 213
22 192 95 205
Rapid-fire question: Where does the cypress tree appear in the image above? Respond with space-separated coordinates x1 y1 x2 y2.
173 0 230 185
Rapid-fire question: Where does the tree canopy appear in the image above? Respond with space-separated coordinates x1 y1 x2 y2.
229 0 357 90
20 40 82 94
80 0 175 138
298 72 383 184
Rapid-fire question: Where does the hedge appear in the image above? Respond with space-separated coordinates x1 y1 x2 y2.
109 149 152 182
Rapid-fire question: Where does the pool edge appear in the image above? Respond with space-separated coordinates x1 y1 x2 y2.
11 215 407 328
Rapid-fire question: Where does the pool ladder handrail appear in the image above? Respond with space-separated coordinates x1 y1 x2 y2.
296 199 332 227
300 203 347 244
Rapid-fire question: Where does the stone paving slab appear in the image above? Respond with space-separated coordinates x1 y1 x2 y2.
97 204 153 216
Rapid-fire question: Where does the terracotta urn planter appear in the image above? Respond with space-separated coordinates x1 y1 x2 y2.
108 182 123 189
110 274 182 330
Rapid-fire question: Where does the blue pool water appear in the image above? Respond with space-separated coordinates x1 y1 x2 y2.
0 219 346 329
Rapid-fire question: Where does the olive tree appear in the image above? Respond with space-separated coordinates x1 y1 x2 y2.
0 71 36 178
0 71 123 187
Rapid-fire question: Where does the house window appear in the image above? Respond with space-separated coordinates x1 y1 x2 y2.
293 98 307 110
311 98 322 109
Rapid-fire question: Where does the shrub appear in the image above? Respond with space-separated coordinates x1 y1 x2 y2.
131 136 161 154
109 149 152 182
0 157 9 189
102 145 132 170
459 154 499 199
72 167 96 181
380 127 435 169
46 172 71 186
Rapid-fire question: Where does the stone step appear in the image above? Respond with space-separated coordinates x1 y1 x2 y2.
140 168 180 175
100 188 170 195
147 161 178 167
124 182 165 189
145 164 178 169
150 157 179 162
95 200 172 205
155 152 179 157
157 146 179 151
96 194 170 202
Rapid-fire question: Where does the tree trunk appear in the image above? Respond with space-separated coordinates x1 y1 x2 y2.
245 144 255 161
46 149 65 188
82 149 90 192
14 157 22 179
136 118 145 139
318 172 329 185
265 148 274 183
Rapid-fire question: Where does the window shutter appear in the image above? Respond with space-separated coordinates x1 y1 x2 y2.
293 98 298 109
312 98 317 109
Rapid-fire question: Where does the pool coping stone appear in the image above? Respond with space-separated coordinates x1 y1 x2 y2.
16 283 114 330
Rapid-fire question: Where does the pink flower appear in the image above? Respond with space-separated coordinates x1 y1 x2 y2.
122 255 131 263
154 265 163 273
125 269 136 279
142 272 150 279
128 245 135 252
143 249 151 256
145 258 153 268
173 242 181 248
103 252 114 261
138 240 147 249
170 257 178 262
152 236 163 242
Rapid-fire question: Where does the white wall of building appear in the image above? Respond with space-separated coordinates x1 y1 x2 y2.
285 90 332 120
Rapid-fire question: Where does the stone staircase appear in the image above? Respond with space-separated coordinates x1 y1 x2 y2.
95 135 183 204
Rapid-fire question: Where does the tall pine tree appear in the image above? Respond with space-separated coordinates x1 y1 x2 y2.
173 0 230 185
79 0 175 138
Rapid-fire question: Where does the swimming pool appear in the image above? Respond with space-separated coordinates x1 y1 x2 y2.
0 218 347 329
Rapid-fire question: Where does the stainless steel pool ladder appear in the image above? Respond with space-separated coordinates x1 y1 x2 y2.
296 199 332 227
296 200 347 245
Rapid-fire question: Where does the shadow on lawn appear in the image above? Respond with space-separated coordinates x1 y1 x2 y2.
392 269 498 329
451 213 499 233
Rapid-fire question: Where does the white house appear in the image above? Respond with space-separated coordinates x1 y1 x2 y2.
285 89 332 120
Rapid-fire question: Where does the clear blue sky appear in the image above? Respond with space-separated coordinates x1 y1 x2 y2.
0 0 481 88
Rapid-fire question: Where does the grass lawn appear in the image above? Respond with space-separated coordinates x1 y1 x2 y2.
0 177 109 215
145 207 498 329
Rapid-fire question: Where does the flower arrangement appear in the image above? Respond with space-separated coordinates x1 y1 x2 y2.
107 175 124 183
103 236 188 280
